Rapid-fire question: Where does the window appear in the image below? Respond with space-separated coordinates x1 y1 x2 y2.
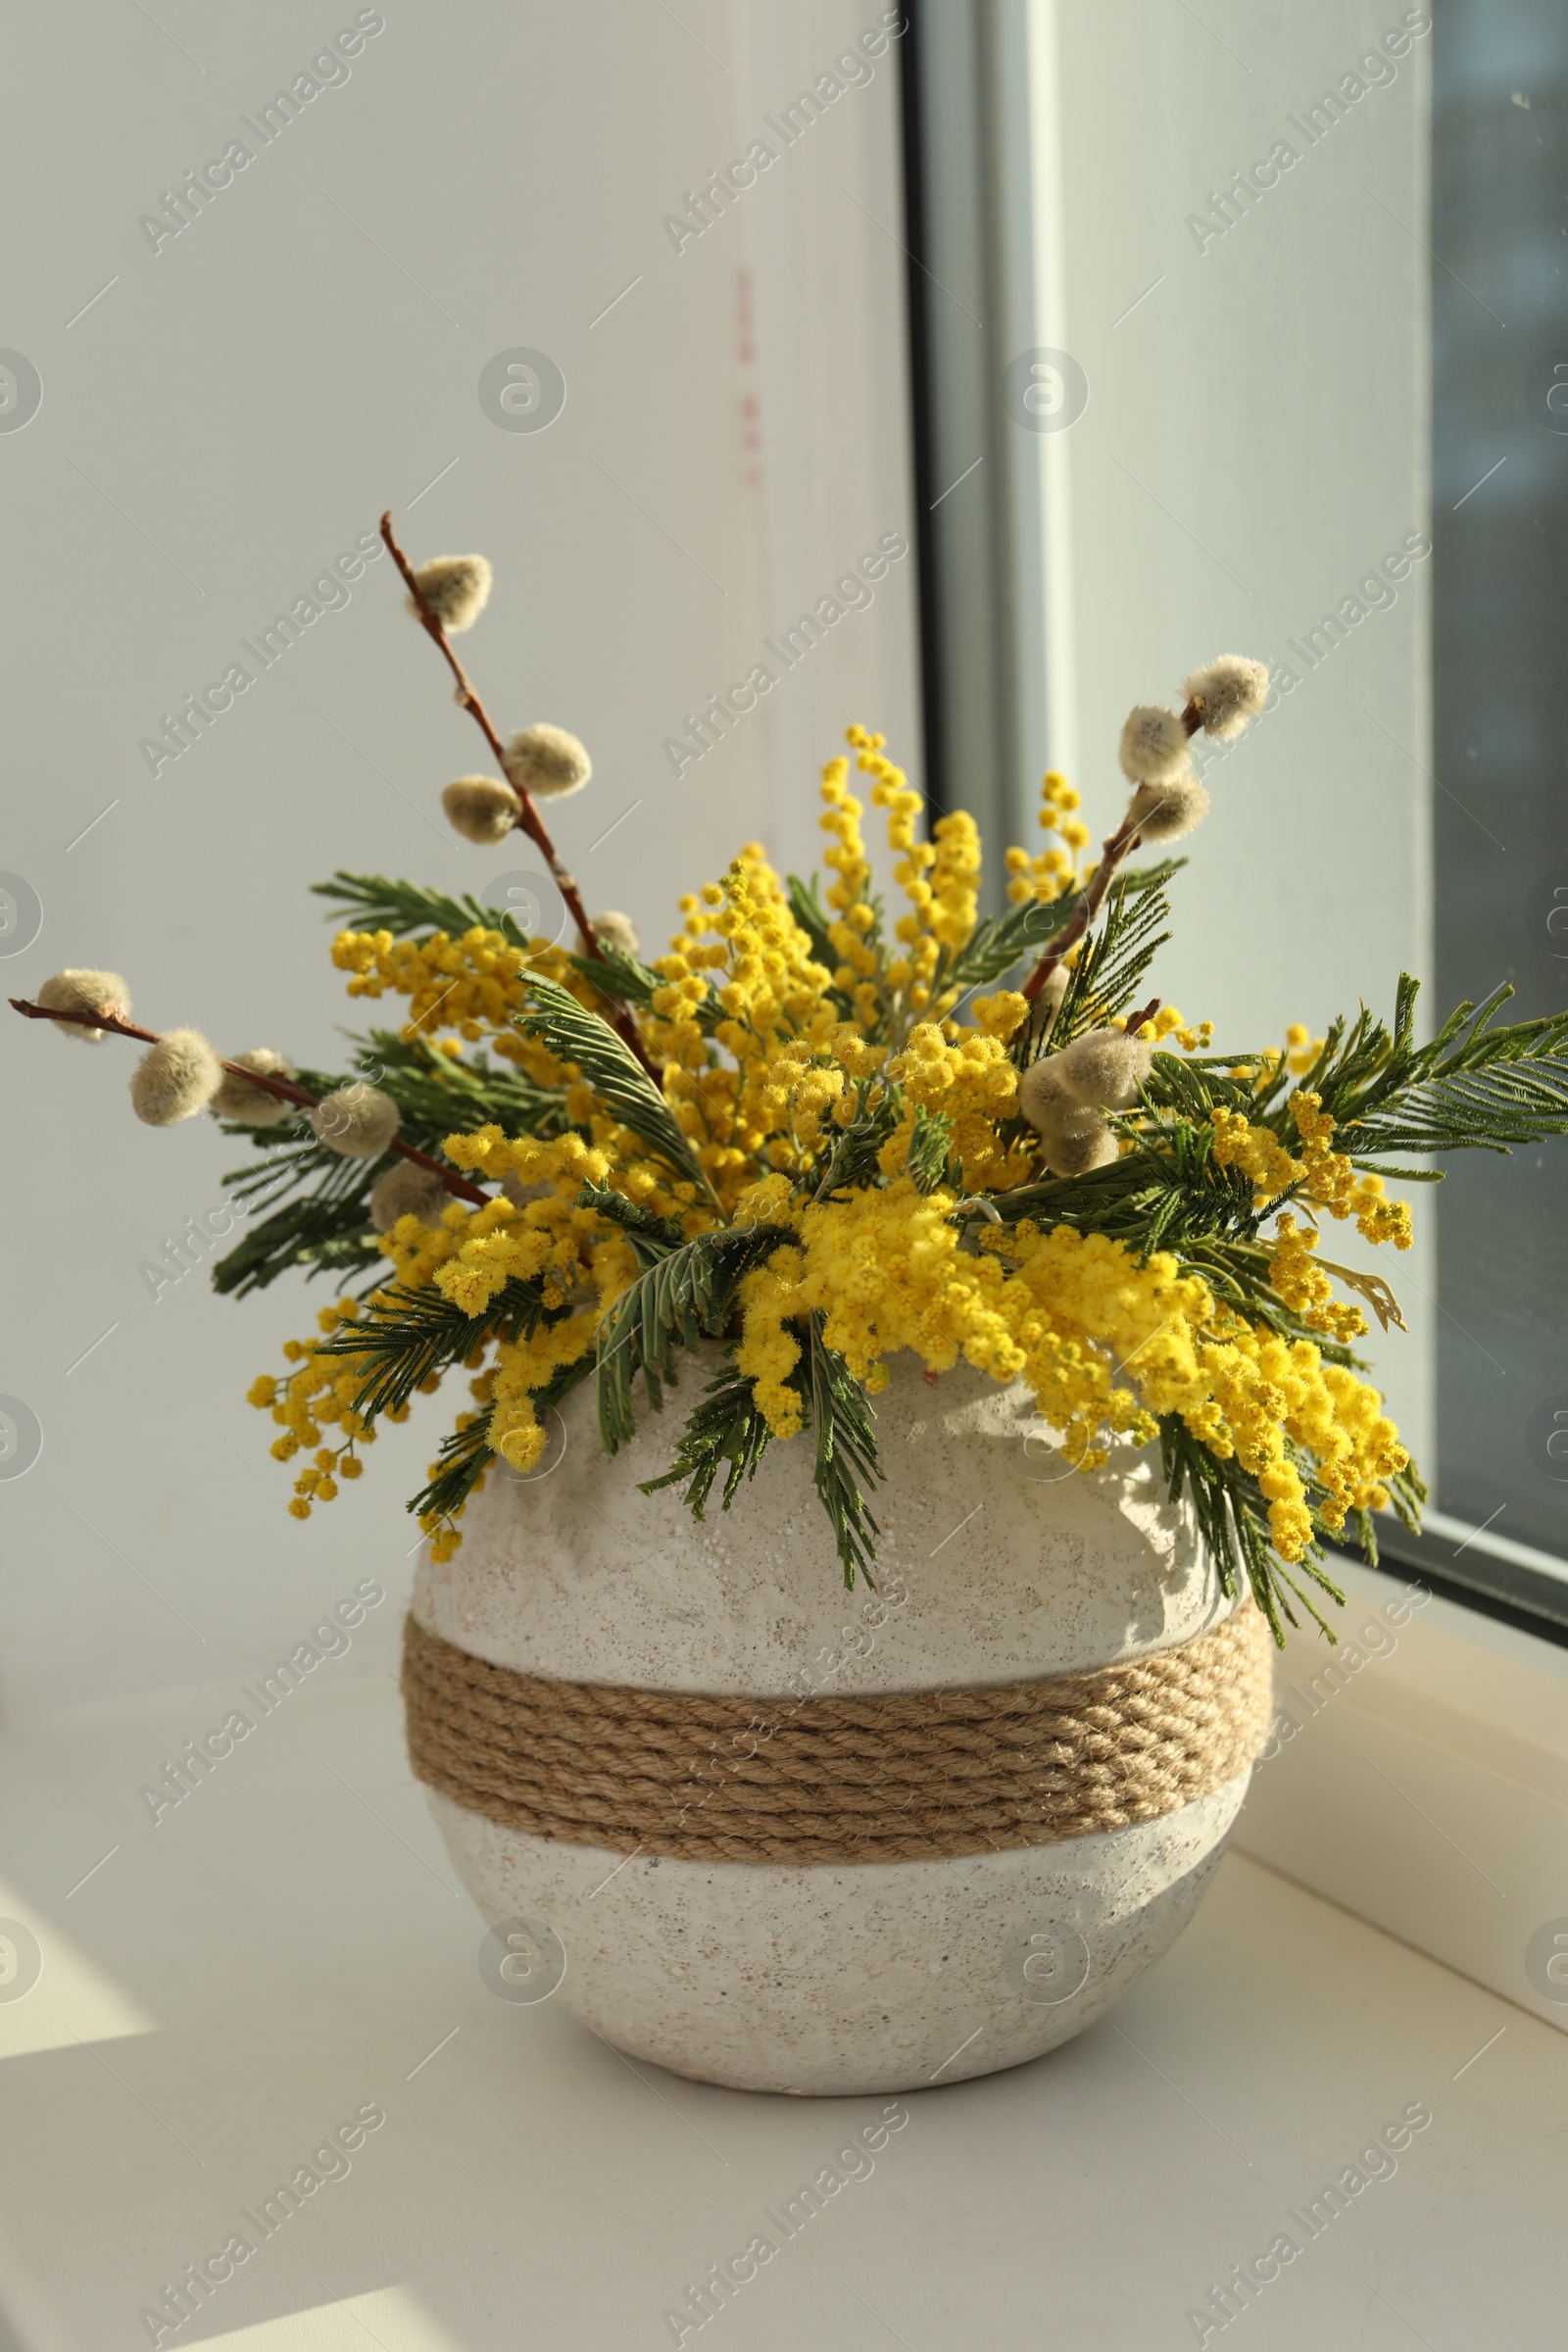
1429 0 1568 1626
903 0 1568 1641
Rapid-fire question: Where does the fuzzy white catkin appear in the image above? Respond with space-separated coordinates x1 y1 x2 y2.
1118 704 1191 786
1041 1116 1119 1179
1182 655 1269 740
592 909 640 957
442 776 520 846
408 555 493 634
1054 1027 1153 1110
1015 1057 1120 1177
1126 775 1210 846
369 1160 449 1233
36 968 131 1042
1014 1058 1079 1132
211 1048 297 1125
503 723 592 801
310 1082 401 1159
130 1029 222 1126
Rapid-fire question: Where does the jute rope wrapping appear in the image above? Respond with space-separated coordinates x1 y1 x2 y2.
403 1602 1274 1868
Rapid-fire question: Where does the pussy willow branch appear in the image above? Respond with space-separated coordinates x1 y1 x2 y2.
1020 698 1201 1005
378 511 661 1083
7 998 491 1207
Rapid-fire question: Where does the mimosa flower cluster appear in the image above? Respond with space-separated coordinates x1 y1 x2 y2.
242 674 1420 1627
29 525 1568 1643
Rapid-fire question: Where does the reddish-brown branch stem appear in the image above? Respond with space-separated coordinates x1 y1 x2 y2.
1020 811 1141 1004
1122 997 1162 1040
7 998 491 1207
1020 698 1201 1005
377 511 662 1083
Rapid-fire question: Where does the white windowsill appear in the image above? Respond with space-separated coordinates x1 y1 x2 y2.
0 1667 1564 2349
1233 1549 1568 2031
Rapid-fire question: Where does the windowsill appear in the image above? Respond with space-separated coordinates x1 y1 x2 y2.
0 1671 1563 2349
1234 1548 1568 2030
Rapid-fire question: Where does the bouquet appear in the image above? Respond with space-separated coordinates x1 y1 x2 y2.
19 514 1568 1645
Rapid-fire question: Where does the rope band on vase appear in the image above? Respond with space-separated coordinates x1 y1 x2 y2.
401 1604 1274 1868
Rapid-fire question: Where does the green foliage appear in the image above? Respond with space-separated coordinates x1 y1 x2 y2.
906 1105 956 1195
410 1413 498 1529
410 1354 597 1530
810 1084 902 1200
1050 872 1172 1050
563 942 729 1037
784 873 841 978
640 1321 884 1589
595 1222 787 1449
1308 982 1568 1158
359 1026 566 1138
515 975 716 1200
940 858 1185 1002
209 1030 564 1298
312 869 533 951
640 1357 779 1518
213 1121 384 1299
574 1183 689 1260
944 893 1079 995
317 1275 547 1426
1157 1419 1345 1647
806 1316 883 1589
564 941 662 1001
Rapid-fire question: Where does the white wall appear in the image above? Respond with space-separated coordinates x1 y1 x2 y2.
0 0 918 1719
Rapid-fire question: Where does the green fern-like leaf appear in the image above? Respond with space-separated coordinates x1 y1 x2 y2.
312 869 534 951
574 1183 689 1261
906 1105 955 1195
411 1353 598 1530
318 1277 547 1425
595 1224 788 1450
515 975 716 1200
810 1085 903 1200
1050 874 1172 1048
806 1316 883 1589
1157 1418 1345 1646
409 1413 499 1529
639 1355 778 1517
784 873 843 978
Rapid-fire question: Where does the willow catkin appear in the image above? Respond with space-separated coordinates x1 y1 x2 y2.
1127 776 1210 845
1014 1059 1118 1177
1054 1028 1153 1110
503 724 591 800
442 776 521 846
131 1029 223 1125
211 1049 296 1125
409 555 492 633
370 1160 449 1233
1039 1117 1118 1178
1015 1058 1079 1130
35 968 131 1042
591 910 640 957
311 1082 401 1158
1118 704 1191 785
1182 655 1269 739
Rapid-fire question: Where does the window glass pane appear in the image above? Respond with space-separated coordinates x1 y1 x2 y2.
1433 0 1568 1570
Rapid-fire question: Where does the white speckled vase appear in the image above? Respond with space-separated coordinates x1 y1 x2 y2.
411 1357 1260 2096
